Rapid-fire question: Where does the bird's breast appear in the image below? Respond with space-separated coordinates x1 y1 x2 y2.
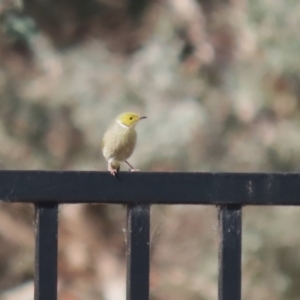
102 125 137 161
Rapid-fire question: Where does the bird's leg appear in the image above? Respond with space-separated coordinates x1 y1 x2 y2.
125 160 140 172
108 162 120 177
125 160 134 169
108 165 117 176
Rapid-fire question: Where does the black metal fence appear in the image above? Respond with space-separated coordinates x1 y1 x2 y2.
2 170 300 300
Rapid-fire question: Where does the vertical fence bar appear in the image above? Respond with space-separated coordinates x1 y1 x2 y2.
218 205 242 300
34 204 59 300
126 204 150 300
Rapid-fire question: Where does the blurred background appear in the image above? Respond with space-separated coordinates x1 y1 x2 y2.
1 0 300 299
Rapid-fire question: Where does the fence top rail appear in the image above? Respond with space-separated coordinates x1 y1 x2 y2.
0 171 299 205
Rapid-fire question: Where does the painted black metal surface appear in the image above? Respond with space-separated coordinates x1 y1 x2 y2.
2 170 299 300
126 204 150 300
34 204 58 300
218 205 242 300
0 171 299 204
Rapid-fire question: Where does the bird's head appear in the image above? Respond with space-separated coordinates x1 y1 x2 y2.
116 112 147 128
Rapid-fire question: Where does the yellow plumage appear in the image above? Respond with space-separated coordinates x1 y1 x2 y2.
102 112 146 176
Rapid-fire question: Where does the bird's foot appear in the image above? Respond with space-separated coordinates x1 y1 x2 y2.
110 169 118 176
108 165 119 177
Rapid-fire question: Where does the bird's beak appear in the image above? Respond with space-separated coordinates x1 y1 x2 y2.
139 116 147 120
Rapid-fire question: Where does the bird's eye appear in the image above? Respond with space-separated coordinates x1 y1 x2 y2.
129 117 133 120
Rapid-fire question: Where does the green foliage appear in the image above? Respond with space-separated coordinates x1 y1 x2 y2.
3 13 36 42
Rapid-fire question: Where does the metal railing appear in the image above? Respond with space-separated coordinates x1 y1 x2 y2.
2 170 300 300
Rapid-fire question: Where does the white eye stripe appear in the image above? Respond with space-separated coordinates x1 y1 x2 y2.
117 120 130 128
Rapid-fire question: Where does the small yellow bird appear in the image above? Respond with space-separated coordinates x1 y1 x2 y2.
102 112 147 176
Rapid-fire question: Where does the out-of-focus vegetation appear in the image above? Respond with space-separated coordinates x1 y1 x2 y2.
1 0 300 299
